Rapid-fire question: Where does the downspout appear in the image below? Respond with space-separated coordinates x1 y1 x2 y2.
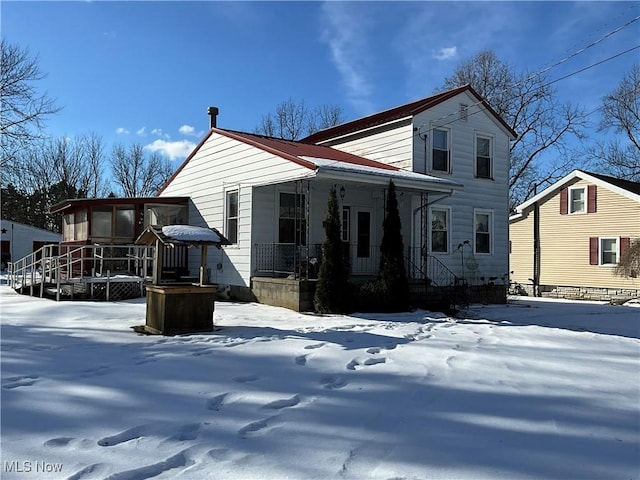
533 201 540 297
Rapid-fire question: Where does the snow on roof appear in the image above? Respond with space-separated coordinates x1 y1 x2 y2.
161 225 222 243
301 156 463 189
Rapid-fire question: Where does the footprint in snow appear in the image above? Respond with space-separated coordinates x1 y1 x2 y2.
206 393 228 411
347 357 386 370
2 375 39 389
321 375 348 389
233 374 259 383
295 354 308 366
261 395 300 410
304 342 326 350
238 415 279 438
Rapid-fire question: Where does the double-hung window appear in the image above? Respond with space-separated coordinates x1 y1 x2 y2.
226 190 238 244
432 128 450 172
476 135 492 179
569 187 586 214
600 238 618 265
474 210 493 254
430 208 450 253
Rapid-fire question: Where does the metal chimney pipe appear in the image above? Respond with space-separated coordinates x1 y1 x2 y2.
207 106 219 129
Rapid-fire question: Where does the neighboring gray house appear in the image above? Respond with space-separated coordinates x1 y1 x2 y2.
1 219 61 269
159 85 517 310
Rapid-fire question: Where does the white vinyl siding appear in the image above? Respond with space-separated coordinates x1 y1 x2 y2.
311 119 413 170
160 132 311 286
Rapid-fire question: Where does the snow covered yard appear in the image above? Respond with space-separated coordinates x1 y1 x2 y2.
1 285 639 480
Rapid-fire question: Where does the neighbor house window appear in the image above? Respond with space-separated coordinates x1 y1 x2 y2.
569 187 586 214
279 192 306 245
476 135 492 179
474 210 493 254
600 238 618 265
430 208 450 253
432 128 450 172
226 190 238 244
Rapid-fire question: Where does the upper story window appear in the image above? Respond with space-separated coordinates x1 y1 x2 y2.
226 190 238 244
474 209 493 254
569 187 586 214
432 128 450 172
475 135 492 179
560 185 597 215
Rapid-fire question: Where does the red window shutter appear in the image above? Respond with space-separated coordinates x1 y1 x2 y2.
589 237 599 265
620 237 630 259
587 185 597 213
560 188 568 214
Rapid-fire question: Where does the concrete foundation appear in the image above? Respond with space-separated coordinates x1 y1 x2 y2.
251 277 316 312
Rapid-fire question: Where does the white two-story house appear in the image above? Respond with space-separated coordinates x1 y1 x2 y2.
159 85 516 310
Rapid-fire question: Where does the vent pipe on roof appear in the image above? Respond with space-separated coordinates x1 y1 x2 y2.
207 106 219 129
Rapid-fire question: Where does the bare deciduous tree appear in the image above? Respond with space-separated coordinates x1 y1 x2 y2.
0 39 60 174
589 65 640 180
441 50 589 206
110 143 173 197
256 98 343 140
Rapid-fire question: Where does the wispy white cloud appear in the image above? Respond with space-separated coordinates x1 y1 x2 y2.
115 127 129 135
144 139 196 161
178 124 203 137
136 127 146 136
151 128 170 139
395 3 517 96
433 47 457 61
320 2 375 114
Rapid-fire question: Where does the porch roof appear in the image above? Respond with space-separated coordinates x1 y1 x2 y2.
301 156 462 193
217 129 462 194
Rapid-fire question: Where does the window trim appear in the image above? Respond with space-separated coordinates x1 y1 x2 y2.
473 209 493 255
225 188 239 245
431 127 451 173
568 186 587 214
341 206 350 243
599 237 619 266
428 206 451 254
475 134 493 179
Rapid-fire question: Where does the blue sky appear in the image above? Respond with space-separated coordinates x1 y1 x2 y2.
3 1 639 162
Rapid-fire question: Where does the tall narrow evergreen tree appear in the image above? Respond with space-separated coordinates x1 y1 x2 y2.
379 180 410 311
314 186 349 313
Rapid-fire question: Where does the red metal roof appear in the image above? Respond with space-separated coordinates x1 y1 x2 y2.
218 129 399 171
302 84 517 144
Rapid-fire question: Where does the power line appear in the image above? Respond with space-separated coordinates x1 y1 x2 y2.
344 44 639 159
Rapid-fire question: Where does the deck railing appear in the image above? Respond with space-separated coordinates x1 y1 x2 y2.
8 244 155 299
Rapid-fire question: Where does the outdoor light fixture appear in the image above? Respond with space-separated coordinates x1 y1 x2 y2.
339 185 346 201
